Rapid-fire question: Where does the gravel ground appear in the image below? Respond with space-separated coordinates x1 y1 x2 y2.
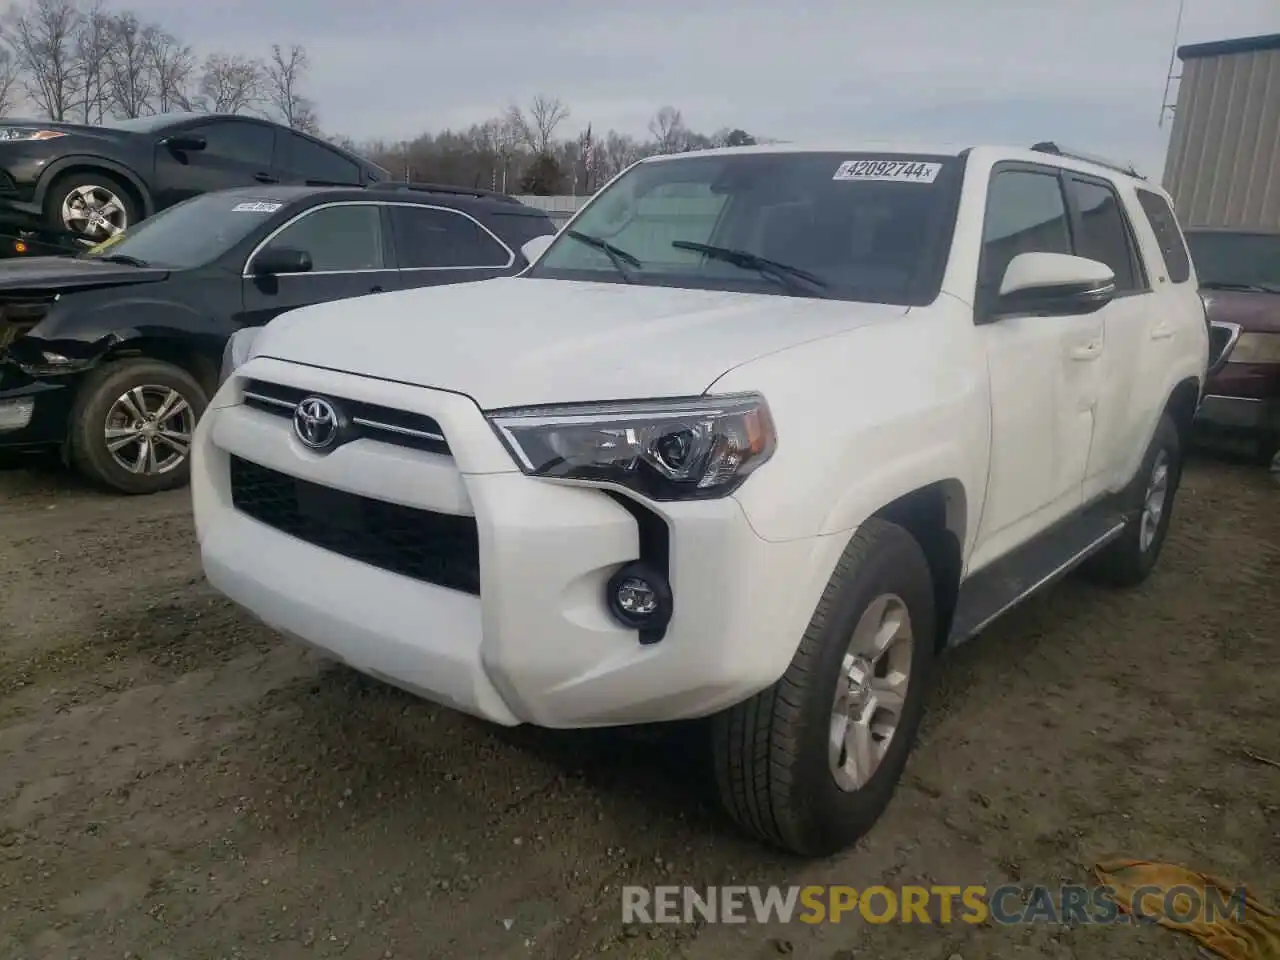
0 451 1276 960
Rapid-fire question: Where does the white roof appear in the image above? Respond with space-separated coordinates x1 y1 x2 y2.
640 141 1155 185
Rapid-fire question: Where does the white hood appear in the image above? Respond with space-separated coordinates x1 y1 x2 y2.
251 277 906 409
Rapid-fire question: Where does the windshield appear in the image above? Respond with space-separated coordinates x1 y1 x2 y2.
79 193 286 269
526 150 962 304
1186 231 1280 289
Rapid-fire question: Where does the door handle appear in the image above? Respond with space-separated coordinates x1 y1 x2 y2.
369 285 384 293
253 172 278 183
1070 340 1102 361
1151 323 1175 340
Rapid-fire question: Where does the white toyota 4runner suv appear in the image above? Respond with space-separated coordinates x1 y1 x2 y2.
194 143 1208 857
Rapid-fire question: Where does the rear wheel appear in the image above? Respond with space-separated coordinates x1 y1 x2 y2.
1082 413 1182 587
67 359 207 494
711 518 936 857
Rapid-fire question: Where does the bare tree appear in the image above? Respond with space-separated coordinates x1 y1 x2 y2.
648 106 686 154
525 94 568 155
144 28 196 112
263 43 317 131
104 12 154 118
198 52 261 114
0 46 20 116
72 1 113 123
5 0 83 120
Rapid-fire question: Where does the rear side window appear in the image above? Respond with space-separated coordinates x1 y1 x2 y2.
390 206 511 268
1066 178 1142 293
1135 189 1191 283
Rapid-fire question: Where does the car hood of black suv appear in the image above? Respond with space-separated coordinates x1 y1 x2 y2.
0 255 169 291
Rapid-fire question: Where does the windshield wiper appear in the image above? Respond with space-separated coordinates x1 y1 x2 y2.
672 241 828 296
563 229 641 282
1200 280 1280 294
92 253 150 267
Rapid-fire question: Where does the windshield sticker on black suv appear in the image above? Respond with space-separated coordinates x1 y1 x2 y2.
232 201 283 213
833 160 942 183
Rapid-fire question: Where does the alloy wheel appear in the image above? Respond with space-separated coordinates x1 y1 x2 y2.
829 593 914 792
1139 449 1170 553
61 185 128 240
104 385 195 475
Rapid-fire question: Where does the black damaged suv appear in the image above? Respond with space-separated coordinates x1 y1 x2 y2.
0 182 555 493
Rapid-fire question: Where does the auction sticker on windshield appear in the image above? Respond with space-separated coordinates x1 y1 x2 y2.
232 201 282 213
833 160 942 183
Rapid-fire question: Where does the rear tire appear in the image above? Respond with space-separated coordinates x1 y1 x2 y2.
68 358 207 495
1081 413 1182 588
711 518 936 857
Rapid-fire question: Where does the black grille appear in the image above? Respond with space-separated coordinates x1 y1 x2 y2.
240 378 450 455
229 456 480 594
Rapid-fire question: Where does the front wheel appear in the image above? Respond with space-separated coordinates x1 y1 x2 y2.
68 359 207 494
711 518 936 857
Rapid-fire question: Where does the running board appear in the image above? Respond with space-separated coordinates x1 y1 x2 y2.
946 502 1128 647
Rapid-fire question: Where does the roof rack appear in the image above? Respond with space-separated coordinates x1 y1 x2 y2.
369 181 523 204
1030 142 1145 180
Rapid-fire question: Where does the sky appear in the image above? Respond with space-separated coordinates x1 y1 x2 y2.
121 0 1278 180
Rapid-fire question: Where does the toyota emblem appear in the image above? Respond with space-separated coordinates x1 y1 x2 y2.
293 396 341 449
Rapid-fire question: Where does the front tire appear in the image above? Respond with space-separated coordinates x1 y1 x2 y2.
711 518 936 857
1082 413 1182 587
43 170 138 243
68 359 207 494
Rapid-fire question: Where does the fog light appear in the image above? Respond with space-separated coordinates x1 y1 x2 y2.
0 396 35 432
605 561 673 638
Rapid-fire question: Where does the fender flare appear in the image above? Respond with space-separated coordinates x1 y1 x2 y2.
35 156 155 217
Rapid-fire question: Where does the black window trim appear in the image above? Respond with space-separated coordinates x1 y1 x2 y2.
1062 171 1151 298
388 204 516 272
241 200 395 277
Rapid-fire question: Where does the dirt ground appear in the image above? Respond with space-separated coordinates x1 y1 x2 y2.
0 450 1276 960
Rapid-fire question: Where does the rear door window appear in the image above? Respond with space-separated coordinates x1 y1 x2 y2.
1135 189 1192 283
1066 177 1144 293
281 133 361 184
390 205 512 268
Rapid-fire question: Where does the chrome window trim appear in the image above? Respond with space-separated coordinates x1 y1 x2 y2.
241 199 514 278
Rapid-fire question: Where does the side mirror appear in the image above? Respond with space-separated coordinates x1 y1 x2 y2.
161 133 206 152
252 246 312 276
520 234 554 264
989 252 1116 321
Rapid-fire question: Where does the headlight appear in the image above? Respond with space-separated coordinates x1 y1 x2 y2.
219 327 262 386
487 393 776 501
0 128 66 142
1229 332 1280 365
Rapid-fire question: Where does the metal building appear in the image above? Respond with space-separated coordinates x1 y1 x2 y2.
1163 32 1280 230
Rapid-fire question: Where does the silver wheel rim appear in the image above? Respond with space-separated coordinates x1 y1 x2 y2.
1139 449 1170 553
61 184 127 240
104 385 195 475
829 593 914 792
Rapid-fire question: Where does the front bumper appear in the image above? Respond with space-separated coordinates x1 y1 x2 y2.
0 366 75 447
193 358 833 729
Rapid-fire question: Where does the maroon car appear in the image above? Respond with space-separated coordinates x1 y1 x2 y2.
1187 228 1280 464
